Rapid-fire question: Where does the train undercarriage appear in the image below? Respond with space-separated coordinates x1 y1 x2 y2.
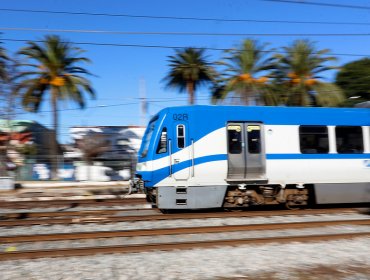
134 178 311 209
223 184 310 209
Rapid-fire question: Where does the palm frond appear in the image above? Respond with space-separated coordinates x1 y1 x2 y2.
163 47 216 103
17 35 95 111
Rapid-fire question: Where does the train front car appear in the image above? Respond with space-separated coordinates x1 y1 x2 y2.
133 105 370 210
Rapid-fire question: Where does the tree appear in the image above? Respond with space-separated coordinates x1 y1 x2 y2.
0 42 10 176
164 47 216 105
0 42 8 83
15 35 95 179
212 39 277 105
77 133 110 166
335 58 370 107
273 39 344 106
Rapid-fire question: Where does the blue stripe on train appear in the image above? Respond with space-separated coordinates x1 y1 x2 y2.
139 153 370 187
139 154 227 186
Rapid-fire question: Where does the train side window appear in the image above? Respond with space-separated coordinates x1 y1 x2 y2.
336 126 363 154
177 125 185 149
299 126 329 154
228 125 242 154
156 127 167 154
247 125 261 154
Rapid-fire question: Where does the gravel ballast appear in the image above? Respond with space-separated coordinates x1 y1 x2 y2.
0 212 368 236
1 210 369 279
0 237 369 279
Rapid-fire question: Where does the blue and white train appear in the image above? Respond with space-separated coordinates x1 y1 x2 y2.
132 105 370 209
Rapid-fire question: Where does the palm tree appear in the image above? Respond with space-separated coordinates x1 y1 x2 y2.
163 47 216 105
0 41 10 85
273 39 344 106
0 42 10 176
15 35 95 179
212 39 277 105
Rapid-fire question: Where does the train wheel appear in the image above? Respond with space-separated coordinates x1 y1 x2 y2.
285 202 305 210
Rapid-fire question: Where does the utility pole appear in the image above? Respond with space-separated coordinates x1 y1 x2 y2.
139 78 148 126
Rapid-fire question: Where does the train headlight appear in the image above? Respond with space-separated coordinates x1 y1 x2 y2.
136 162 147 171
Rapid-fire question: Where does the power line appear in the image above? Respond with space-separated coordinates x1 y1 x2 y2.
0 97 214 117
264 0 370 10
96 96 211 101
3 27 370 37
0 102 138 117
1 7 370 26
2 38 370 58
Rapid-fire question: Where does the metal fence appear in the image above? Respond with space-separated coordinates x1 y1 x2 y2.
11 156 136 181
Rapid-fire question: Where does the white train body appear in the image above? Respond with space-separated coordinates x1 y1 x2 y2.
135 106 370 209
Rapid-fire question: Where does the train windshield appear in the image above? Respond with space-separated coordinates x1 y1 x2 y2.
140 115 159 158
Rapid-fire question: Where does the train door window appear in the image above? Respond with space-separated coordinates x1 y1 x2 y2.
299 126 329 154
247 125 261 154
156 127 167 154
177 125 185 149
336 126 363 154
228 125 242 154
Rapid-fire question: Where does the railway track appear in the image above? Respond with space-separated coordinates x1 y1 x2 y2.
0 208 363 226
1 218 370 243
0 197 147 209
0 207 157 220
1 218 369 260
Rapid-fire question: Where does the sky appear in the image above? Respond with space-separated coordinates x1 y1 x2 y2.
1 0 370 143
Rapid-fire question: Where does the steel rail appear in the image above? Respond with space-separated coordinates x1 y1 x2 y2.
1 231 369 261
0 208 360 227
0 207 157 219
1 219 369 243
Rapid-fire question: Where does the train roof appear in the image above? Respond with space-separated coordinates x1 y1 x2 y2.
155 105 370 126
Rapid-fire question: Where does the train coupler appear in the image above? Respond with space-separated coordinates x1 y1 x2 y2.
129 177 144 194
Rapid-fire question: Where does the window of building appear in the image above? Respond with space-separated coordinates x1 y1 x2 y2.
299 126 329 154
336 126 363 154
177 125 185 149
156 128 167 154
228 125 242 154
247 125 261 154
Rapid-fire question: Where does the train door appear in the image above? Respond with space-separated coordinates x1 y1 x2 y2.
171 122 190 180
227 122 266 181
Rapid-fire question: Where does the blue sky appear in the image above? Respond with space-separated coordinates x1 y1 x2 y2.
1 0 370 143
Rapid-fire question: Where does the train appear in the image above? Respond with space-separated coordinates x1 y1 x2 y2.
131 105 370 210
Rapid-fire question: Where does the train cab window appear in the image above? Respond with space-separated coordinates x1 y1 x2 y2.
299 126 329 154
156 127 167 154
336 126 363 154
247 125 261 154
140 115 158 158
228 125 242 154
177 125 185 149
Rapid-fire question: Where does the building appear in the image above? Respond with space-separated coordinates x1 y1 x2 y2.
0 120 55 165
66 125 145 181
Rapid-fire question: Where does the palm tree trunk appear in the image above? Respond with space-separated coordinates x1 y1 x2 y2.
0 83 7 177
50 87 59 180
299 86 306 106
187 81 195 105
